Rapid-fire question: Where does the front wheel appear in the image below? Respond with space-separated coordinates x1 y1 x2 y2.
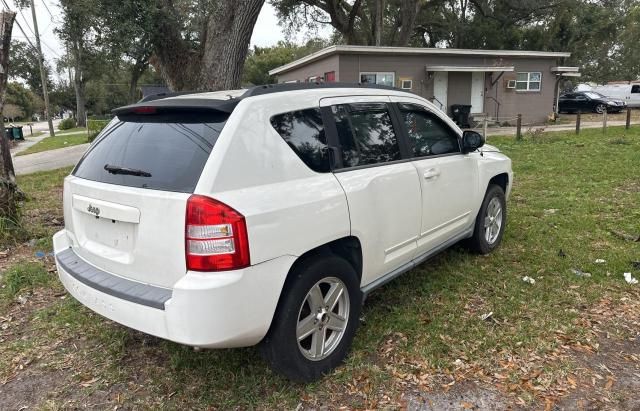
468 184 507 254
260 255 361 382
595 104 607 114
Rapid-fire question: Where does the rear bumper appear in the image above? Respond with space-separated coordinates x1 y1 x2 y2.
53 230 294 348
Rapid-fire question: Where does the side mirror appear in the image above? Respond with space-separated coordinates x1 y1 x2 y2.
462 130 485 153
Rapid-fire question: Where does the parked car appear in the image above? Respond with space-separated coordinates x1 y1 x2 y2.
558 91 626 114
577 83 640 108
53 83 513 382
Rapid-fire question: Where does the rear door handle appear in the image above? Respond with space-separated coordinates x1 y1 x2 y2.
423 168 441 180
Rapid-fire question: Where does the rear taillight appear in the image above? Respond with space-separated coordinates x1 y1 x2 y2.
185 195 250 271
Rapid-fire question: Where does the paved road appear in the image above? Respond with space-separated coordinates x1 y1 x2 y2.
13 143 89 176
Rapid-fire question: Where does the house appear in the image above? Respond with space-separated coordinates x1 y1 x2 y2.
268 45 580 125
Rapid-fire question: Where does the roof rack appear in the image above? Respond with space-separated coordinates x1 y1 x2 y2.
115 82 400 115
240 82 398 98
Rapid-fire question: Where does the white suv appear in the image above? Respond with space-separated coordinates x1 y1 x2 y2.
53 84 512 382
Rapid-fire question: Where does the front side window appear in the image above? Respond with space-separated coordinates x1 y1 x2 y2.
398 104 460 157
516 72 542 91
360 72 395 87
270 108 329 173
632 85 640 94
332 103 401 168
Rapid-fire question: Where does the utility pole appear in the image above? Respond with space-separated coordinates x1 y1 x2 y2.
29 0 54 137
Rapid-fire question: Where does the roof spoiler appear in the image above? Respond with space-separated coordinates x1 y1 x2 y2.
112 97 241 116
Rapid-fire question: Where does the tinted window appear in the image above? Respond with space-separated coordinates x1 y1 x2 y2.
270 108 328 172
332 103 400 167
73 112 228 193
398 104 460 157
632 85 640 94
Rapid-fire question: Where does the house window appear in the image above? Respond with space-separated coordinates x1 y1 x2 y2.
401 79 413 90
516 72 542 91
360 72 395 87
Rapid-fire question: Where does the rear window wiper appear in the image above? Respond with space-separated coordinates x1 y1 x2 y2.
104 164 152 177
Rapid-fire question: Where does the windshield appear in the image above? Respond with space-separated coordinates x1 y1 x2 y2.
584 92 606 99
73 112 228 193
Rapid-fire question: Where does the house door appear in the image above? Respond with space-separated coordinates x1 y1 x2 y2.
470 72 484 113
433 72 448 114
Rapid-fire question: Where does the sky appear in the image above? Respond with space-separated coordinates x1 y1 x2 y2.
7 1 327 70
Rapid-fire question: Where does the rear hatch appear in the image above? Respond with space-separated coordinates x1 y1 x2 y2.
64 105 230 288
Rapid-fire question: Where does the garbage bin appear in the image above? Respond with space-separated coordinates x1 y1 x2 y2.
5 126 14 141
450 104 472 128
12 126 24 141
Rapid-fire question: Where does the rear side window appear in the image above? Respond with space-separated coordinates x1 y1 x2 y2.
331 103 400 168
73 112 228 193
270 108 329 173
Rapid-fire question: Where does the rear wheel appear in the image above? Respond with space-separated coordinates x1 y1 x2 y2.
260 255 361 382
468 184 506 254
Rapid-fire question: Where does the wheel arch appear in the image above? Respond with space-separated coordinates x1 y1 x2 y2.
261 236 363 342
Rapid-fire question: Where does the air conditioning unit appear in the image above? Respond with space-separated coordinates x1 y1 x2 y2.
506 79 517 89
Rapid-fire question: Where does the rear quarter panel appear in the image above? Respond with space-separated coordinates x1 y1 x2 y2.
194 93 351 265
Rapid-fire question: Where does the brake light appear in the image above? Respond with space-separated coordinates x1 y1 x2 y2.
132 106 157 114
185 195 250 271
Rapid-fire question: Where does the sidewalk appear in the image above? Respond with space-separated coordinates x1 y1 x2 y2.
13 143 89 176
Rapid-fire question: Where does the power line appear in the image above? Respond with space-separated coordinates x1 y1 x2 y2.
4 0 61 58
39 0 53 19
1 0 38 52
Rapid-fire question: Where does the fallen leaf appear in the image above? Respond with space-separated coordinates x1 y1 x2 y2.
80 377 100 387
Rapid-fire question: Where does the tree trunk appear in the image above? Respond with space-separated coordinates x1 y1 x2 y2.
71 41 86 127
394 0 423 46
0 11 21 225
152 0 265 91
74 77 86 127
128 59 148 104
373 0 384 46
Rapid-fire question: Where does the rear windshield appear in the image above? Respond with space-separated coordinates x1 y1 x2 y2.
73 112 228 193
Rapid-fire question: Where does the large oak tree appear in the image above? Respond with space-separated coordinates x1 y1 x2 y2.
150 0 265 91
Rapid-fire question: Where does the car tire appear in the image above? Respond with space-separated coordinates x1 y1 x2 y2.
468 184 507 254
595 104 607 114
260 255 362 382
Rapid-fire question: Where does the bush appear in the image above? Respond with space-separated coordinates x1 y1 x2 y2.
58 118 76 130
87 119 110 142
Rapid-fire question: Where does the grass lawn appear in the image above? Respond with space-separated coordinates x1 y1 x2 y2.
0 127 638 409
16 133 89 156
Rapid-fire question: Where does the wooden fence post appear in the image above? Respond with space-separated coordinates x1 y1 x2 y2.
516 114 522 140
483 117 488 139
603 110 607 134
576 112 581 134
626 108 631 130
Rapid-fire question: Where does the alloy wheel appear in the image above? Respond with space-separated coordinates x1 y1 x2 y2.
296 277 350 361
484 196 503 245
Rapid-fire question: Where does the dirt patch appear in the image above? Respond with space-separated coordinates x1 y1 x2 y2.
0 369 69 409
403 382 512 410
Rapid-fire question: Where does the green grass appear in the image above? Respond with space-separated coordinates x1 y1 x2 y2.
0 126 639 408
0 263 52 299
16 133 88 156
0 167 71 247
